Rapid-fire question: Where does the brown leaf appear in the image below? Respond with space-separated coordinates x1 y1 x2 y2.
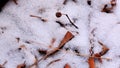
88 57 95 68
59 31 74 47
38 31 74 61
17 63 26 68
64 63 71 68
98 41 109 56
101 0 116 13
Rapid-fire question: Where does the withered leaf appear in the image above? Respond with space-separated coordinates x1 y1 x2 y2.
102 0 116 13
98 41 109 56
88 57 95 68
64 63 71 68
38 31 74 61
59 31 74 47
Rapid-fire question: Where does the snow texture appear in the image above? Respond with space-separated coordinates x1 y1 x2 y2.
0 0 120 68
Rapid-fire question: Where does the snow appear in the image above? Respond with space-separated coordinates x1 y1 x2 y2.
0 0 120 68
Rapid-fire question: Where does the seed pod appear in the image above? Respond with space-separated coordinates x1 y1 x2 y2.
56 12 62 18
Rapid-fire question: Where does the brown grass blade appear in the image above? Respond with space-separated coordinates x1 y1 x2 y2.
88 57 95 68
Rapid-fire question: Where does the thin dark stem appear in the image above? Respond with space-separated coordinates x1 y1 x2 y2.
65 14 79 29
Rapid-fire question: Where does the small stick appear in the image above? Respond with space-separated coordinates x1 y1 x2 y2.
30 15 47 22
65 14 79 29
47 59 61 67
56 12 78 29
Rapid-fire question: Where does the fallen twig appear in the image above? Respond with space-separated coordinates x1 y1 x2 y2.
30 15 47 22
47 59 61 67
56 12 79 29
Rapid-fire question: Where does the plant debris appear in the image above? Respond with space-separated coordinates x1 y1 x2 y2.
64 63 71 68
98 41 109 56
47 59 61 67
88 57 95 68
55 12 79 29
101 0 116 13
38 49 47 55
63 0 77 5
30 15 47 22
56 12 62 18
17 63 26 68
55 21 65 27
38 31 74 61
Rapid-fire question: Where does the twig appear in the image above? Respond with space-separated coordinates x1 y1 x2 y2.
47 59 61 67
65 14 79 29
30 15 47 22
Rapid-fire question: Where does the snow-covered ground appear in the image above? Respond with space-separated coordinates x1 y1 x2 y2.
0 0 120 68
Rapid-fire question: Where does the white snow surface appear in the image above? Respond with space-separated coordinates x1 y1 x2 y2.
0 0 120 68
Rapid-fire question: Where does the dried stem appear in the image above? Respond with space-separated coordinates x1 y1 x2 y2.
30 15 47 22
65 14 79 29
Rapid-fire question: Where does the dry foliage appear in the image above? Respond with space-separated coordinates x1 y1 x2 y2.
98 41 109 56
38 31 74 61
64 63 71 68
88 41 109 68
47 59 61 67
30 15 47 22
102 0 116 13
88 57 95 68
